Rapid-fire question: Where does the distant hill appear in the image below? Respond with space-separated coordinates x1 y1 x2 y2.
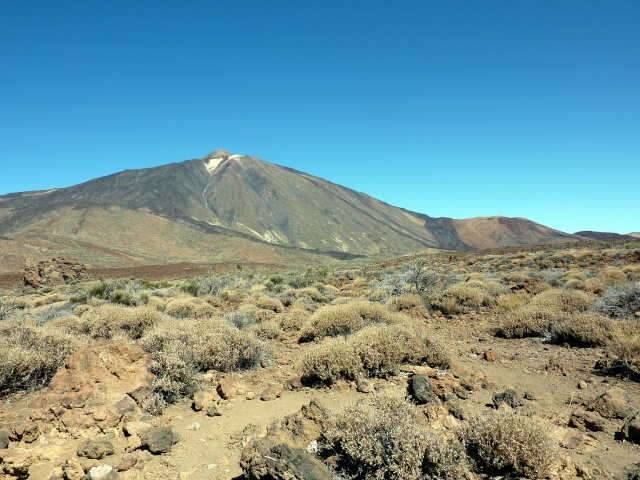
574 231 639 242
0 150 580 272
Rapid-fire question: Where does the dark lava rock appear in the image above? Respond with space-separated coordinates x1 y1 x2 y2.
408 374 436 404
492 389 525 409
140 427 178 454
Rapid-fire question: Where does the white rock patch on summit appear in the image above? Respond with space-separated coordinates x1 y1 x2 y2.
205 158 224 172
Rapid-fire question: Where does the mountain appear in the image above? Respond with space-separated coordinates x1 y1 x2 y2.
575 231 639 242
0 150 579 273
628 232 640 239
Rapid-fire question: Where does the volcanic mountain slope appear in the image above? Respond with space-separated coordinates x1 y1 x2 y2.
575 231 639 242
0 150 579 271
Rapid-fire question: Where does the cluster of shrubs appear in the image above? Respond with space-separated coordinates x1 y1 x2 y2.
322 393 558 479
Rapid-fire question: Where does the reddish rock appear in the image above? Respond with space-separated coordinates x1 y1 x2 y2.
569 408 608 432
117 453 139 472
261 384 284 401
588 387 631 420
483 349 498 362
23 256 89 288
30 341 153 436
8 421 39 443
216 375 248 400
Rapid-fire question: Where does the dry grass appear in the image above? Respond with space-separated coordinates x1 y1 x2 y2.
387 293 424 311
431 284 496 314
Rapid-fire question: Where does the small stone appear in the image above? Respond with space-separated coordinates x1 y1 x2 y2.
88 464 119 479
260 359 270 368
192 390 219 411
578 381 588 390
275 358 289 365
524 391 536 401
186 422 200 431
77 439 115 460
117 453 139 472
287 378 303 390
245 391 256 400
62 457 85 480
356 379 373 393
125 434 142 453
260 384 284 401
206 403 222 417
483 349 498 362
0 428 9 449
589 387 631 420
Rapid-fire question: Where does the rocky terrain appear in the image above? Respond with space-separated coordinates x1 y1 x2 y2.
1 241 640 479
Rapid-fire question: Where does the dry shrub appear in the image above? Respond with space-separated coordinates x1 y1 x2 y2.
528 288 594 313
14 293 68 309
323 393 467 480
600 266 627 285
606 322 640 374
496 292 528 312
291 287 327 303
279 308 310 331
146 295 166 312
551 313 615 347
432 284 495 314
0 318 86 396
300 300 405 341
238 303 277 323
81 304 163 339
462 412 559 478
592 282 640 320
387 293 424 311
499 288 596 338
299 337 362 383
140 317 269 402
203 295 222 307
249 319 282 340
255 296 284 313
300 324 449 384
220 289 248 305
353 324 450 377
498 305 563 338
165 297 216 318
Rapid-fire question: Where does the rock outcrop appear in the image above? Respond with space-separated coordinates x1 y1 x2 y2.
29 341 153 437
23 257 89 288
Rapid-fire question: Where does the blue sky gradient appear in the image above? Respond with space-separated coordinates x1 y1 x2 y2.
1 1 638 234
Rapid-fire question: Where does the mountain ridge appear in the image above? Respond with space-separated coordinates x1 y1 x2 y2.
0 150 581 272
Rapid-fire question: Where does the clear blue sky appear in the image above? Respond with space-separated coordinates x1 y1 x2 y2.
1 1 638 234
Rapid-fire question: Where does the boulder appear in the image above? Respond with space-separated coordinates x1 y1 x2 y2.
77 439 115 460
588 387 631 420
240 442 332 480
492 389 525 409
569 409 608 432
408 374 436 404
620 411 640 444
140 426 178 454
0 448 33 479
0 428 9 449
30 341 153 436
